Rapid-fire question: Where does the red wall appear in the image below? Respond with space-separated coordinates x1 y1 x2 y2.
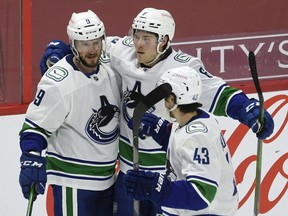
0 0 21 104
31 0 288 92
0 0 287 115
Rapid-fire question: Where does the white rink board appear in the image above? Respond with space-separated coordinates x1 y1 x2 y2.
0 90 287 215
0 114 46 216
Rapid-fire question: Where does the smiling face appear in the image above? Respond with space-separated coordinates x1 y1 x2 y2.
75 38 102 69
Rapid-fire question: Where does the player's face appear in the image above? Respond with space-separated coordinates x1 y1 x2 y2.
164 95 176 119
133 30 159 66
75 38 102 68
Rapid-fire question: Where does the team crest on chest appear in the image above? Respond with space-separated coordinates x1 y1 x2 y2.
122 81 155 123
85 96 120 144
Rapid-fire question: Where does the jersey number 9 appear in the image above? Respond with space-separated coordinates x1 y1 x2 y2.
34 89 45 106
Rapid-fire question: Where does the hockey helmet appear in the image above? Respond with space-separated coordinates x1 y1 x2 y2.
132 8 175 42
67 10 105 41
157 66 202 105
67 10 106 53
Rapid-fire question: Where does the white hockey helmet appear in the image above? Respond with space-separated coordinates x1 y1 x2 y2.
67 10 106 52
157 66 202 105
132 8 175 42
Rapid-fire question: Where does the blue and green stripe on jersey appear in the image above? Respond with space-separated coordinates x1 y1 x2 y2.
119 138 166 170
209 84 241 117
46 151 116 180
20 118 52 138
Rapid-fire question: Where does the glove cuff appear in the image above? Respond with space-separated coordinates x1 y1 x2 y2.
149 173 171 204
21 152 46 164
29 151 41 156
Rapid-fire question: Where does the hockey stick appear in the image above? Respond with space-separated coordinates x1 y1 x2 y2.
132 83 172 216
248 51 265 216
26 184 36 216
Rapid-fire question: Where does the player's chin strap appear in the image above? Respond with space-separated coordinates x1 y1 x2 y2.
144 41 171 67
167 103 178 122
169 103 178 112
71 45 83 65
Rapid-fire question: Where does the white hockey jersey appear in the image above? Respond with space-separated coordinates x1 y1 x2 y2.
109 36 241 174
22 54 121 191
162 110 238 215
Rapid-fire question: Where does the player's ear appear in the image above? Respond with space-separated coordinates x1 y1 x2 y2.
159 35 169 49
162 35 168 43
165 94 176 110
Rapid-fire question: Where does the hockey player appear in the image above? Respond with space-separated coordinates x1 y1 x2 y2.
39 8 274 215
19 10 121 216
124 66 239 215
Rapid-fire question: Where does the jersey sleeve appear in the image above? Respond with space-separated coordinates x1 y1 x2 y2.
109 36 134 73
178 136 219 201
26 74 69 131
20 66 71 152
187 57 247 118
105 36 121 55
157 179 209 211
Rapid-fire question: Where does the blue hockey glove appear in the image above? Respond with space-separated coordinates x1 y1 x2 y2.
40 40 71 75
128 113 170 144
19 152 47 200
124 170 171 203
239 99 274 139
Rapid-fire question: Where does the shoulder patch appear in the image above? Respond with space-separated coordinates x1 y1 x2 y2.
186 121 208 134
100 54 111 63
122 37 134 47
45 66 68 82
174 53 192 63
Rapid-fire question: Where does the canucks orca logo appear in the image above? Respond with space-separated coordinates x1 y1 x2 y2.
122 81 157 123
85 96 120 144
122 81 144 123
122 81 156 124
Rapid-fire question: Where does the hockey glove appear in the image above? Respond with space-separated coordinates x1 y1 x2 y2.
40 40 71 75
124 170 171 203
19 152 47 200
128 113 170 145
239 98 274 139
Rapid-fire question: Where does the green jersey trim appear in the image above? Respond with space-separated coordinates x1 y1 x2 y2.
46 156 116 177
66 187 73 216
191 180 217 203
119 139 166 167
20 122 51 138
212 86 240 116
